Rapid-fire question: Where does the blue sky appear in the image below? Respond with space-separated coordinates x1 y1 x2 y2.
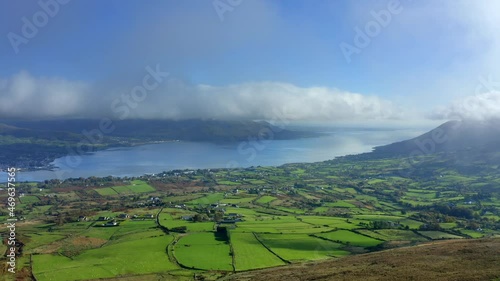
1 0 500 123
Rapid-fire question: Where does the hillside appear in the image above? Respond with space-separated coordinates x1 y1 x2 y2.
373 118 500 157
1 135 500 280
4 119 318 142
226 238 500 281
0 119 318 169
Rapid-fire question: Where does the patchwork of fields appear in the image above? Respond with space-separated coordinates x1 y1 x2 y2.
94 180 156 195
16 193 474 281
2 156 500 280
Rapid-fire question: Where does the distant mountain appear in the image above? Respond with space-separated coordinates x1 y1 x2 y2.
0 122 85 142
0 119 320 169
4 119 318 142
372 119 500 157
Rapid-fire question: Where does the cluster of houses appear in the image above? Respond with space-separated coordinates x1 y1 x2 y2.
208 203 244 225
209 203 239 209
77 212 155 227
180 211 243 224
220 212 243 224
134 197 163 207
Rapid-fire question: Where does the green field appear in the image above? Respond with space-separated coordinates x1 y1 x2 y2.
5 145 500 279
220 196 256 204
95 187 118 196
315 230 383 247
247 179 267 185
353 215 423 229
186 193 225 205
112 185 132 193
174 232 233 271
33 233 176 281
158 210 216 233
371 229 429 241
117 180 156 193
299 216 363 230
418 231 464 240
274 206 306 214
160 218 214 232
313 206 330 213
325 201 356 208
20 195 40 204
24 233 66 251
459 229 485 238
94 180 155 195
132 180 156 192
258 233 350 261
234 218 331 234
218 180 241 186
231 232 285 270
439 222 458 229
255 195 277 204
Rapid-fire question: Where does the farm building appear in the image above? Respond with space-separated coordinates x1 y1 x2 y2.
103 221 119 227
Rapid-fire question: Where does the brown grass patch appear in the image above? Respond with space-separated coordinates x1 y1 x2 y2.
226 238 500 281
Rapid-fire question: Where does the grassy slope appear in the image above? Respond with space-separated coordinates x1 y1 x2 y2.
33 234 176 281
174 232 233 271
231 233 285 270
225 238 500 281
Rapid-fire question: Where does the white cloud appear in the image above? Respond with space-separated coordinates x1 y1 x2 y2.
343 1 500 110
0 71 403 122
0 71 89 119
430 91 500 121
138 81 403 121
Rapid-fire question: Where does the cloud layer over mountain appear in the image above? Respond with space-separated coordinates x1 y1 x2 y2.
2 1 500 124
0 71 403 122
431 91 500 121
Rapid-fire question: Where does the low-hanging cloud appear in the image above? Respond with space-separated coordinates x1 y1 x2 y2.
430 91 500 121
0 71 90 119
0 71 403 122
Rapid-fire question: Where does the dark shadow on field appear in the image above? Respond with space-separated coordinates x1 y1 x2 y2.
214 229 229 242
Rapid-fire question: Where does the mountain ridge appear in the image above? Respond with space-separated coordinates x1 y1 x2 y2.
1 118 318 142
0 118 320 169
371 118 500 157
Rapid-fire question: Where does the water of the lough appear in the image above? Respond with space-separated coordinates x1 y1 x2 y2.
3 127 423 182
